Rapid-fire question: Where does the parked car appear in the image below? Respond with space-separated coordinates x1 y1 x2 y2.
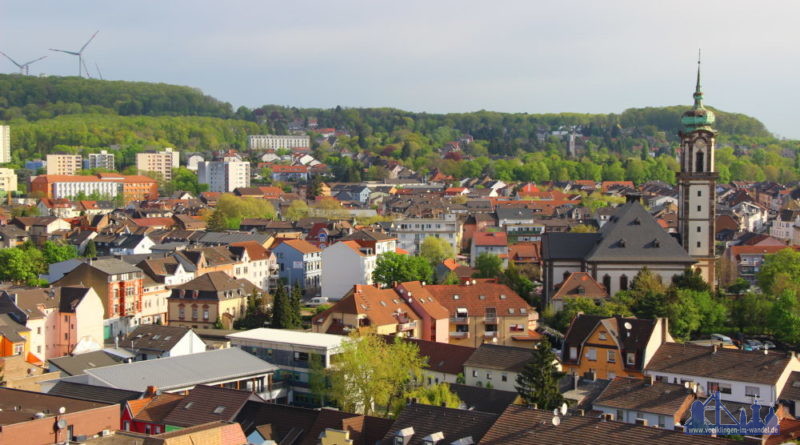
307 297 329 307
743 339 764 351
711 333 735 345
761 340 776 350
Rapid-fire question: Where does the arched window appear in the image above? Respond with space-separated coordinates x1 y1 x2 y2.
602 275 611 292
695 150 704 172
620 275 629 291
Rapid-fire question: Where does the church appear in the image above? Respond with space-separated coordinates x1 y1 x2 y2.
541 61 717 305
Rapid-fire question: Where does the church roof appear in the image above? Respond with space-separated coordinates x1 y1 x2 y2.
584 201 694 264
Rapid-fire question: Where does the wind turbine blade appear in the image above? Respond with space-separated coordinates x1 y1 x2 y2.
23 55 47 66
0 51 23 68
95 62 104 80
81 58 92 79
79 30 100 53
50 49 80 56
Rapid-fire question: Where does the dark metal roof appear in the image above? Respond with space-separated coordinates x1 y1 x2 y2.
48 350 125 376
382 403 497 445
47 381 141 404
463 344 532 373
448 383 517 415
541 232 601 260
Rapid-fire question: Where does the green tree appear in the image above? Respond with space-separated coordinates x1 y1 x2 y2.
671 268 710 292
730 292 773 335
474 253 503 279
768 290 800 344
214 194 277 229
285 200 310 221
42 241 78 265
271 283 299 329
665 289 702 341
372 252 434 287
83 239 97 258
757 248 800 296
568 224 597 233
515 338 564 409
289 284 304 328
169 167 209 195
326 332 426 417
207 209 228 232
399 383 462 413
502 262 535 303
307 175 323 200
419 236 453 265
0 247 44 285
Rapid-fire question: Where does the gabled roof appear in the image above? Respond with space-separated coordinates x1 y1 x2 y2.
0 313 30 343
131 393 184 423
423 282 532 318
381 403 497 445
121 324 192 353
593 377 694 416
384 336 475 375
162 385 263 428
585 201 694 263
172 271 259 295
341 229 396 242
448 383 518 415
58 287 93 313
473 231 507 247
229 241 270 261
275 238 321 254
541 232 601 260
0 387 114 427
463 344 532 372
551 272 609 301
562 314 659 367
48 350 125 376
645 343 795 386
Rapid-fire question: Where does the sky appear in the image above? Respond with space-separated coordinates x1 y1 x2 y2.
3 1 799 138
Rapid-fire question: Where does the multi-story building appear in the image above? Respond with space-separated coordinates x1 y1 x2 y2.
248 134 310 151
321 240 377 300
0 168 17 194
186 154 204 171
270 165 308 182
29 173 158 203
0 125 9 164
230 241 274 291
470 231 508 267
272 239 322 296
167 271 262 329
45 154 82 175
463 344 533 392
197 158 251 192
136 147 179 181
722 245 796 285
228 328 348 406
390 214 462 255
87 150 115 170
340 229 397 255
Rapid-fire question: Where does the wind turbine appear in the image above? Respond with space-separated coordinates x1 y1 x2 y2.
0 52 47 75
50 30 99 77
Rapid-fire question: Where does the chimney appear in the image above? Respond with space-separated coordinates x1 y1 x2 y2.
674 425 685 432
635 418 648 426
145 386 158 396
573 373 579 390
661 317 668 343
577 409 585 416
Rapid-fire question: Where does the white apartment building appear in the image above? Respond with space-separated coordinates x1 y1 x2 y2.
0 168 17 193
197 158 251 193
248 134 310 151
46 154 83 175
51 179 119 199
390 213 462 255
0 125 10 164
87 150 115 170
321 241 377 300
136 147 180 181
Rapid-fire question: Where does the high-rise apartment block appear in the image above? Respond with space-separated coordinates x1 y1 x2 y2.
87 150 115 170
0 125 10 164
0 168 17 193
136 147 179 181
46 154 83 175
198 158 251 193
248 134 310 150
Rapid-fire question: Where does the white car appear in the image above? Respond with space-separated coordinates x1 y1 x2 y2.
307 297 330 307
711 333 734 345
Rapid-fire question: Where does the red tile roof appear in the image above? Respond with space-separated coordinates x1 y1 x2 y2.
424 282 533 317
473 231 507 247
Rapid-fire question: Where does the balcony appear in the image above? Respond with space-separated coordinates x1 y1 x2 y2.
397 321 417 332
450 316 469 324
484 331 498 338
450 331 470 339
483 316 498 324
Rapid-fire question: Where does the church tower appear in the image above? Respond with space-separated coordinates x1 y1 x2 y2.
678 55 717 286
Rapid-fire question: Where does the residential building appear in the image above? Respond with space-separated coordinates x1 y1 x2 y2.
0 387 120 445
46 153 82 175
395 336 475 385
448 383 519 415
229 328 348 406
161 385 264 431
541 200 695 304
167 271 262 329
55 287 105 357
0 313 30 358
248 134 310 150
390 214 462 255
0 167 17 193
470 231 508 267
52 258 145 340
0 287 58 360
495 207 535 227
550 272 609 311
340 229 397 255
645 342 800 407
87 150 115 170
0 124 9 163
186 154 204 171
47 350 125 377
77 347 281 400
722 245 795 286
12 216 71 245
230 241 274 291
198 158 251 192
272 239 322 296
321 240 377 300
593 376 695 429
136 148 179 181
505 223 545 243
270 164 308 182
29 173 159 203
464 343 533 392
120 391 183 435
479 405 740 445
121 324 206 361
561 314 672 380
312 284 423 339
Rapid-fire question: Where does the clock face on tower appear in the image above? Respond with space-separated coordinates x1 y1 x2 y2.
694 139 707 150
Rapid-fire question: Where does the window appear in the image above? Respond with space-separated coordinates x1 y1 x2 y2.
486 372 492 380
569 347 577 360
178 305 185 319
626 353 636 366
697 226 701 232
602 275 611 292
502 373 508 382
145 425 151 434
191 305 198 320
745 386 760 398
607 350 615 363
616 410 624 421
472 370 478 377
212 406 226 414
587 348 597 361
697 241 701 248
599 331 607 340
154 426 160 434
707 381 720 393
123 421 130 431
294 351 309 362
620 275 629 291
719 383 732 394
697 190 702 197
697 205 702 212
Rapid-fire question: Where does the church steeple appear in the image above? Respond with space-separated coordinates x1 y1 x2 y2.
681 50 715 133
694 50 704 107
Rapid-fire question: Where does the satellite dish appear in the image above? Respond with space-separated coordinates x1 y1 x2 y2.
553 408 559 416
58 407 66 415
56 419 67 430
624 321 633 330
560 403 568 415
552 416 561 426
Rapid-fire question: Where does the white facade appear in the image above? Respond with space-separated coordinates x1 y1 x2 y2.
0 168 17 193
88 150 115 170
198 159 251 193
139 283 169 325
46 154 83 175
73 288 105 356
234 251 272 291
321 242 377 300
464 365 518 392
137 148 180 181
0 125 9 164
391 214 461 255
51 180 119 199
248 134 310 150
186 154 204 171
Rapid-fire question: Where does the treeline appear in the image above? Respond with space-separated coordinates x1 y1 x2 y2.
0 74 234 120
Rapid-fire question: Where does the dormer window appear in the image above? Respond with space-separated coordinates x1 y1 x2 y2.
617 239 626 248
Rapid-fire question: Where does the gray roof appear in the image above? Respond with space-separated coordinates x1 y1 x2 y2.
585 201 694 263
541 232 601 260
197 231 272 245
464 344 533 372
47 381 142 404
85 348 278 392
496 207 534 220
88 258 142 275
49 350 125 376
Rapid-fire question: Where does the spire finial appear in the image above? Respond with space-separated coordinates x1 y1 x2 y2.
693 49 704 108
696 49 702 93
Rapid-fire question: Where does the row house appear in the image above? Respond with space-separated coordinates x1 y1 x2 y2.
52 258 145 340
592 377 695 430
272 239 322 297
321 240 378 301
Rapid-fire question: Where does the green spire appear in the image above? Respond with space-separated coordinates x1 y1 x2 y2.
681 49 715 132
